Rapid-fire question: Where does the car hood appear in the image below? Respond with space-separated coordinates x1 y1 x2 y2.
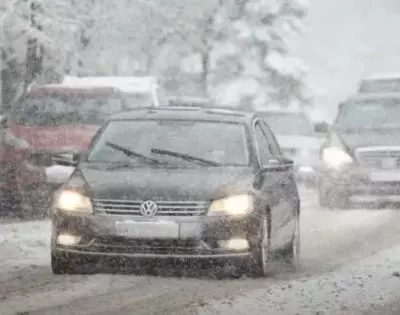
79 166 255 201
9 124 99 151
336 129 400 151
276 134 323 150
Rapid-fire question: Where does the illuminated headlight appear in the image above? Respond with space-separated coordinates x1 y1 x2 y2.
54 190 92 213
322 147 353 170
208 194 253 216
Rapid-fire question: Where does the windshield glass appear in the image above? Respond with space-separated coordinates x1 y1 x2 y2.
12 95 124 126
88 120 249 166
336 99 400 130
359 79 400 93
260 112 315 135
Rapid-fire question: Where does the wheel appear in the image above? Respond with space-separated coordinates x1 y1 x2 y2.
283 213 300 270
0 187 22 216
51 252 96 275
249 214 271 277
318 182 333 208
51 252 72 274
318 182 349 209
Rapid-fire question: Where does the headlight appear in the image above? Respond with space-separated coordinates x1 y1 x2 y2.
208 194 253 216
322 147 353 170
54 190 93 213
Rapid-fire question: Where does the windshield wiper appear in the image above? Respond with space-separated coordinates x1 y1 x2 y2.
150 148 221 166
106 141 162 165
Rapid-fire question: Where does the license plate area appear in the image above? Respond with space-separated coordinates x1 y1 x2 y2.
115 220 180 239
369 171 400 182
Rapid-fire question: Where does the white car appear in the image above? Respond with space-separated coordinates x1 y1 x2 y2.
257 108 324 184
358 73 400 94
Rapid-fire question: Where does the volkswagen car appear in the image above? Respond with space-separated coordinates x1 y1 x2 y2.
318 93 400 208
50 107 300 276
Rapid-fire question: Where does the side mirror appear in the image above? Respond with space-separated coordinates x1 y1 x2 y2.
72 149 88 165
313 121 330 134
0 116 9 129
263 156 294 172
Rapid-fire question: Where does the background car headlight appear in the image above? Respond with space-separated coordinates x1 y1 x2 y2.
322 147 353 170
208 194 253 216
54 190 93 213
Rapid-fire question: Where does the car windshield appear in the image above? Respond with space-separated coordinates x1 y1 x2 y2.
260 112 315 135
88 120 249 166
12 95 124 126
336 99 400 130
359 79 400 93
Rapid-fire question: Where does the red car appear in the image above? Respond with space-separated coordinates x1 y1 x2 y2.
0 85 125 216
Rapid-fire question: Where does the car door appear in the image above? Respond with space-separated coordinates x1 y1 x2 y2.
260 121 298 249
253 120 288 251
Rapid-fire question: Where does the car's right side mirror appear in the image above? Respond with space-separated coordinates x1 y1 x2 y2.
262 156 294 172
0 116 9 129
72 149 88 165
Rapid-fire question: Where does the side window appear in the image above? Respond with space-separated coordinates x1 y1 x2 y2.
254 122 271 164
260 122 281 155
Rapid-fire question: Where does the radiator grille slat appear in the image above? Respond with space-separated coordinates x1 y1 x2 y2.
93 199 209 216
356 147 400 169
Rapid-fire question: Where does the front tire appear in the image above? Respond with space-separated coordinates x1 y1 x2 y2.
318 182 349 209
51 252 95 275
283 214 300 270
249 214 271 277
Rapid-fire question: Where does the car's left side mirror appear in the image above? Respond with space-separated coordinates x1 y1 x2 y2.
262 156 294 172
0 116 9 129
313 121 330 134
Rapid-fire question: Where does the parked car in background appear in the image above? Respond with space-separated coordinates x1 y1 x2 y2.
167 96 212 107
257 108 323 185
358 73 400 94
0 84 125 216
63 75 164 107
51 106 300 276
317 93 400 208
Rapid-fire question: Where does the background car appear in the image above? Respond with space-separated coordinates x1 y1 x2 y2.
51 107 300 277
257 108 323 185
317 92 400 208
0 84 125 217
357 73 400 94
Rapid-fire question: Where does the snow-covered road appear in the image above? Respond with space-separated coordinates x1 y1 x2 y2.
1 188 400 314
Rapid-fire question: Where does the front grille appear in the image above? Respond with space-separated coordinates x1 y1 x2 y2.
356 147 400 169
93 199 209 216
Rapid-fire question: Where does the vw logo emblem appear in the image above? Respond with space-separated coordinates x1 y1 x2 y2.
140 200 158 217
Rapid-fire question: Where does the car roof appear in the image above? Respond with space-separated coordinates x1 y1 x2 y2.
256 107 304 115
361 73 400 81
62 76 157 93
344 92 400 102
27 85 121 97
110 106 256 124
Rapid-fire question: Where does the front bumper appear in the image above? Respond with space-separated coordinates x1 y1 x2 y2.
51 211 259 259
318 166 400 202
294 164 316 183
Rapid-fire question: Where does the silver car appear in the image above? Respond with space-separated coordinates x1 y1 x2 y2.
257 108 323 185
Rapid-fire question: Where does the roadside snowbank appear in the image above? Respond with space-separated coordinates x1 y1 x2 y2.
198 244 400 315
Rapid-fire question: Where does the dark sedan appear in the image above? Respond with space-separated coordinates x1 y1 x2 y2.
50 107 300 276
318 93 400 208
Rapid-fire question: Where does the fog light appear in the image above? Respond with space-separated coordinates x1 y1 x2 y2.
299 166 314 173
56 234 82 246
218 238 249 251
